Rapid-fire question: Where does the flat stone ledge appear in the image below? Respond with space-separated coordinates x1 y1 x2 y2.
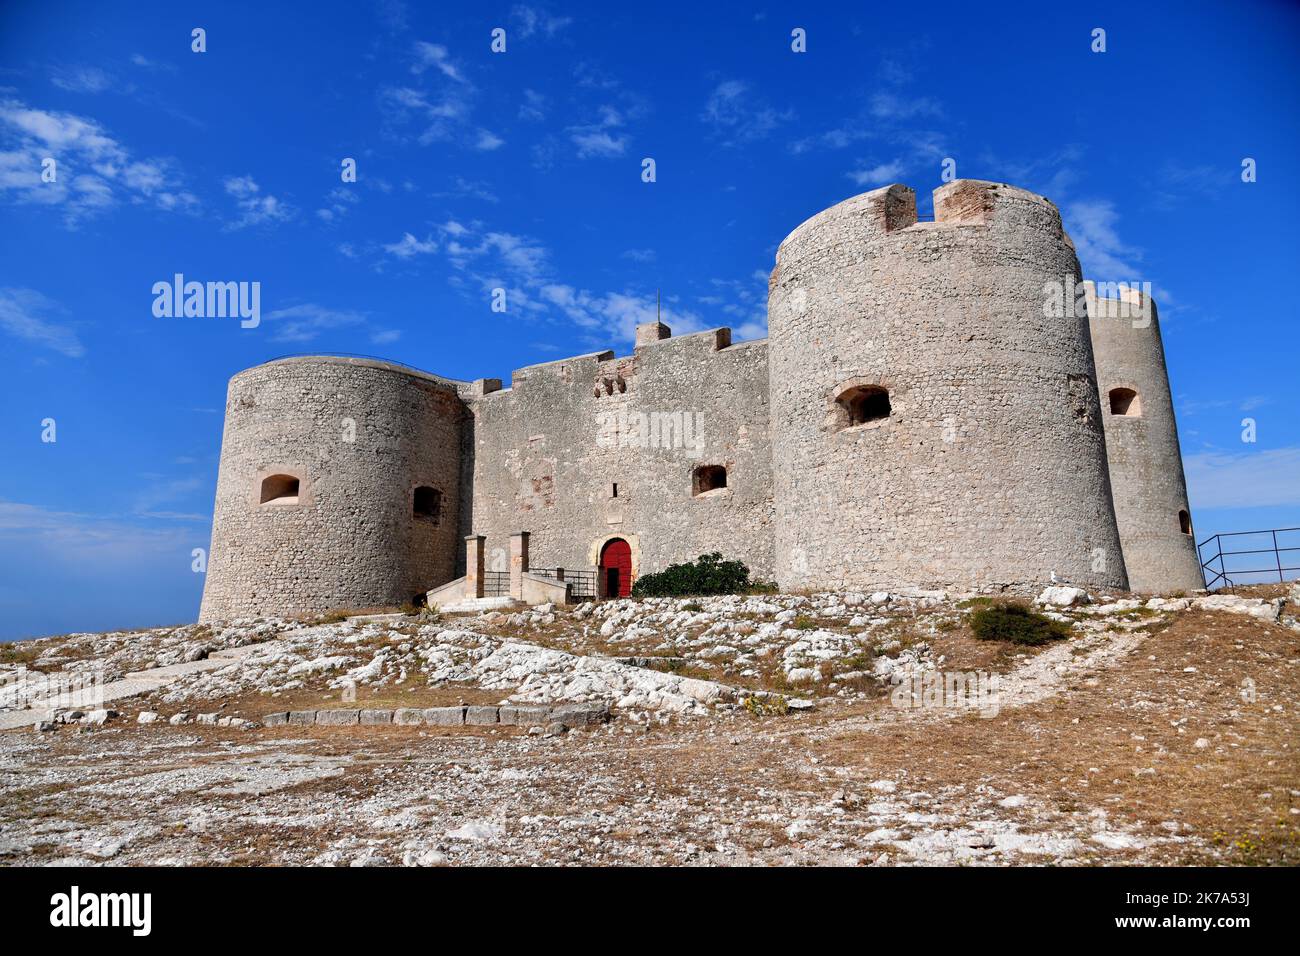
263 703 611 730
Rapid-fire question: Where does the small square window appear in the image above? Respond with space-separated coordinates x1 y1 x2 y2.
414 486 442 522
693 465 727 497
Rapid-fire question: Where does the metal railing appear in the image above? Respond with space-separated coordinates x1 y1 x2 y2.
531 567 599 602
482 571 510 597
1198 527 1300 591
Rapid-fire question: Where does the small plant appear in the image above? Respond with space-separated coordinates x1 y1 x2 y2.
682 602 704 613
631 552 753 598
747 579 779 594
970 601 1072 646
743 694 789 717
791 614 818 630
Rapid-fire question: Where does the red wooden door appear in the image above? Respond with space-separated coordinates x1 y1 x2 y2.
599 538 633 598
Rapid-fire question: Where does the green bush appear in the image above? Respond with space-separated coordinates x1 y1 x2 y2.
969 601 1072 646
631 552 753 598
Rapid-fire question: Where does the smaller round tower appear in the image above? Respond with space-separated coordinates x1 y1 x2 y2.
1086 283 1204 592
199 356 465 621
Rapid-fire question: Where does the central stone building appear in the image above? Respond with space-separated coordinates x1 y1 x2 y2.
198 180 1203 622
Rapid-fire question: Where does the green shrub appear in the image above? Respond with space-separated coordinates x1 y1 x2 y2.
631 552 752 598
970 602 1072 646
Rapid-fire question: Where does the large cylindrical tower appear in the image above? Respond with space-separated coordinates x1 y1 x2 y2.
767 180 1129 593
199 356 464 621
1086 283 1203 592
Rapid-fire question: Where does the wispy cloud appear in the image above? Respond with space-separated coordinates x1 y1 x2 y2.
51 65 121 94
1185 447 1300 510
316 185 360 222
0 97 198 224
701 80 791 145
262 303 365 342
568 105 627 159
382 232 438 258
223 174 295 229
1063 200 1144 281
510 4 572 39
0 287 85 358
411 41 465 83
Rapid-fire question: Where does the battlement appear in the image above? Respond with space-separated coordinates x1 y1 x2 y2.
471 324 745 403
1083 280 1158 328
776 179 1066 269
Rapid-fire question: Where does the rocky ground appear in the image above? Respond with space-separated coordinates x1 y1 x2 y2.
1 583 1297 866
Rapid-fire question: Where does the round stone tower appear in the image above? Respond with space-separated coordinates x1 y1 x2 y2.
767 180 1129 593
1086 283 1203 592
199 356 465 622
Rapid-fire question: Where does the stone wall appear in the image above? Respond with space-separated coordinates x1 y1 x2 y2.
199 357 465 621
1087 284 1204 592
767 180 1130 593
200 180 1220 619
462 327 775 586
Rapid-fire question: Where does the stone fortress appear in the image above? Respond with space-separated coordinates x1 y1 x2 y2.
198 179 1204 623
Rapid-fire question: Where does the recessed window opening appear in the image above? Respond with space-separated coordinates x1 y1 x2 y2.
611 483 619 498
837 385 891 427
414 486 442 522
260 474 299 505
1109 387 1141 417
1179 510 1192 536
693 465 727 496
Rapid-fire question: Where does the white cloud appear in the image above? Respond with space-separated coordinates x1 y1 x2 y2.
0 287 85 357
383 232 438 258
0 97 198 224
474 129 504 151
411 42 465 82
51 66 117 94
1064 200 1145 282
519 88 547 122
570 129 625 158
567 104 629 159
223 175 294 229
510 4 572 39
847 159 907 186
316 185 360 222
262 304 366 343
869 92 941 120
701 80 790 144
540 285 710 342
1185 447 1300 510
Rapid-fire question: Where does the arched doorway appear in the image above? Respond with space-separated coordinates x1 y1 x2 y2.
599 537 633 598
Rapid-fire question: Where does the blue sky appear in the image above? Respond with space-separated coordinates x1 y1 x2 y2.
1 0 1298 639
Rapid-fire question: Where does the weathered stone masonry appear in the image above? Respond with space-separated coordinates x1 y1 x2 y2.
199 180 1203 622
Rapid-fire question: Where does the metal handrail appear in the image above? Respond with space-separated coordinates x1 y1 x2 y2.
1198 526 1300 591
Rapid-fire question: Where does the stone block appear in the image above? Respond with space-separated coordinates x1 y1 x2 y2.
262 712 289 726
393 708 425 726
316 709 359 726
464 705 499 726
286 710 316 725
499 704 553 726
423 706 465 726
549 703 611 728
359 708 393 725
